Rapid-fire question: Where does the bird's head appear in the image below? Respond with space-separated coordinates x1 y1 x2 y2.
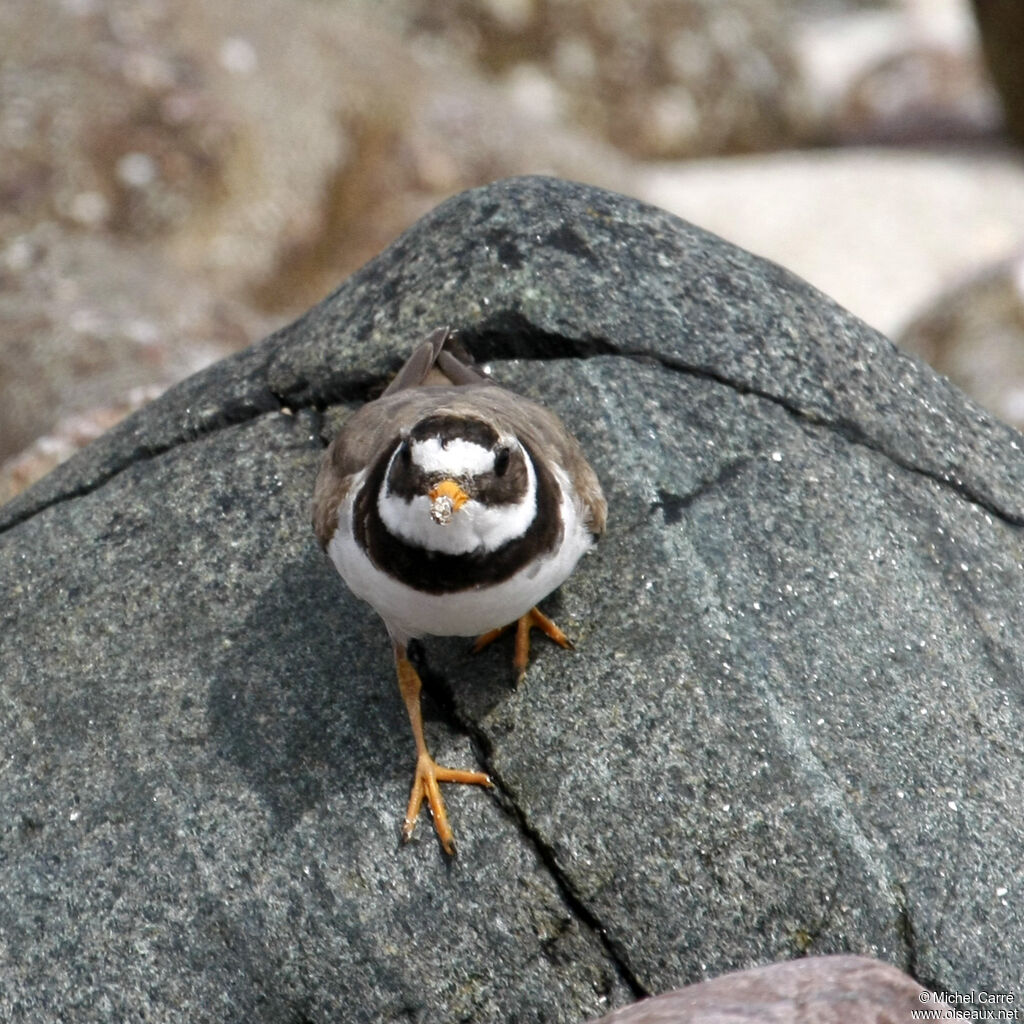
378 413 536 554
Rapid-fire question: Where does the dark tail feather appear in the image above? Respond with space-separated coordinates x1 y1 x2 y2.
383 327 491 395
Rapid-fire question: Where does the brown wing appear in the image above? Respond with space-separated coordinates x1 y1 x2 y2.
313 389 445 550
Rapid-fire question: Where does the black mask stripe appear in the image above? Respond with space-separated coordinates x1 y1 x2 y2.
386 442 529 505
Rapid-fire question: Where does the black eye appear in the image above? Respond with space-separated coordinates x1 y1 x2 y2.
493 446 511 477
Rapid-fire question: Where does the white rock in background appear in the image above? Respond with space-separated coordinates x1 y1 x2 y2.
636 146 1024 341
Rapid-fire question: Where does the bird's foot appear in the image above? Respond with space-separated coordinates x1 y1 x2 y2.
472 606 574 685
402 750 492 856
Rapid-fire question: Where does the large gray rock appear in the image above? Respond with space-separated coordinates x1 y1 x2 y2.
2 175 1022 1021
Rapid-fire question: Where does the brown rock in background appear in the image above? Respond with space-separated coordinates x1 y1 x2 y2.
0 228 261 467
971 0 1024 142
900 253 1024 431
588 955 931 1024
838 44 999 143
0 0 630 499
382 0 812 158
4 0 1021 504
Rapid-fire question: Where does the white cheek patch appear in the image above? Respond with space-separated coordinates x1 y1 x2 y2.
411 437 494 477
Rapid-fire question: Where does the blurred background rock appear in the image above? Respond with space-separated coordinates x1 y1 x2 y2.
2 0 1022 503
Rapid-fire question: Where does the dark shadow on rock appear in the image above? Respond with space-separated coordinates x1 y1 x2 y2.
431 589 571 728
207 548 406 831
207 546 516 833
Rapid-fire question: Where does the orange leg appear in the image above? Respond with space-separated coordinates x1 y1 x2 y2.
395 643 491 855
473 606 574 684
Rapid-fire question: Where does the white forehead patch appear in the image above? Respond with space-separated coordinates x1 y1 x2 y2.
411 436 495 476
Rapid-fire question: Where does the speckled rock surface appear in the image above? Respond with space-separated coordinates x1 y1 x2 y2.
2 176 1022 1021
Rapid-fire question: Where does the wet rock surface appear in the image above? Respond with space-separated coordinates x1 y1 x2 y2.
2 176 1022 1021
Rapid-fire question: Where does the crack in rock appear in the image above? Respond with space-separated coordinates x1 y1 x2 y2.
613 348 1024 531
459 313 1024 528
7 324 1020 537
410 643 650 1002
894 884 922 984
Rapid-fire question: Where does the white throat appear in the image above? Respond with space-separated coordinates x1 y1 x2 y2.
378 449 538 555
